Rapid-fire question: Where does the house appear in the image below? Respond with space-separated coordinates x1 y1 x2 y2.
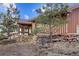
40 5 79 35
54 5 79 35
17 5 79 35
17 20 36 35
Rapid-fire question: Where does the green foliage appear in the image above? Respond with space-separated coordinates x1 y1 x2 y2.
0 33 5 40
32 28 42 36
0 26 7 33
35 3 69 40
0 4 20 37
35 3 69 27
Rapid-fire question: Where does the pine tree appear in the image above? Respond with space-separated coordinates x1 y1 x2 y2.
35 3 69 41
0 4 20 39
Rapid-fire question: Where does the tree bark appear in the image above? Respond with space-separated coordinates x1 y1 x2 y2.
7 27 11 40
49 22 52 42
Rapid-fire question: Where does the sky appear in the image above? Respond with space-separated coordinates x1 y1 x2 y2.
0 3 42 20
0 3 79 20
16 3 42 20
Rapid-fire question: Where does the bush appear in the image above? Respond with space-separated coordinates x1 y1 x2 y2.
0 33 5 40
32 28 42 36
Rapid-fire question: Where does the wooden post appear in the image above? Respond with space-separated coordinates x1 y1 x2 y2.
32 22 36 31
31 26 32 34
28 27 29 35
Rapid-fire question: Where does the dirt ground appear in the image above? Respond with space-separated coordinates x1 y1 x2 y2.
38 41 79 56
0 41 79 56
0 42 38 56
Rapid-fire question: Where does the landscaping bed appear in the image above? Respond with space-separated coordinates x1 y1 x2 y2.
0 34 79 56
37 34 79 56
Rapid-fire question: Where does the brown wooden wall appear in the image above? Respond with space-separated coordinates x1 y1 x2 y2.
61 7 79 34
67 7 79 34
44 7 79 34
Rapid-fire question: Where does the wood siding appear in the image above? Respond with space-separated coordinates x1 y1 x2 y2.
44 7 79 34
67 8 79 34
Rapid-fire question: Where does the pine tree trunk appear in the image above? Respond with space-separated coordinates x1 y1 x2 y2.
7 27 11 40
49 22 52 42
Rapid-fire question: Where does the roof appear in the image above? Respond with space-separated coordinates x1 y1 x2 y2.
69 3 79 11
17 20 33 25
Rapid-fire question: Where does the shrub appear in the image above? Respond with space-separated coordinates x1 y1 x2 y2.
0 33 5 40
32 28 42 36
